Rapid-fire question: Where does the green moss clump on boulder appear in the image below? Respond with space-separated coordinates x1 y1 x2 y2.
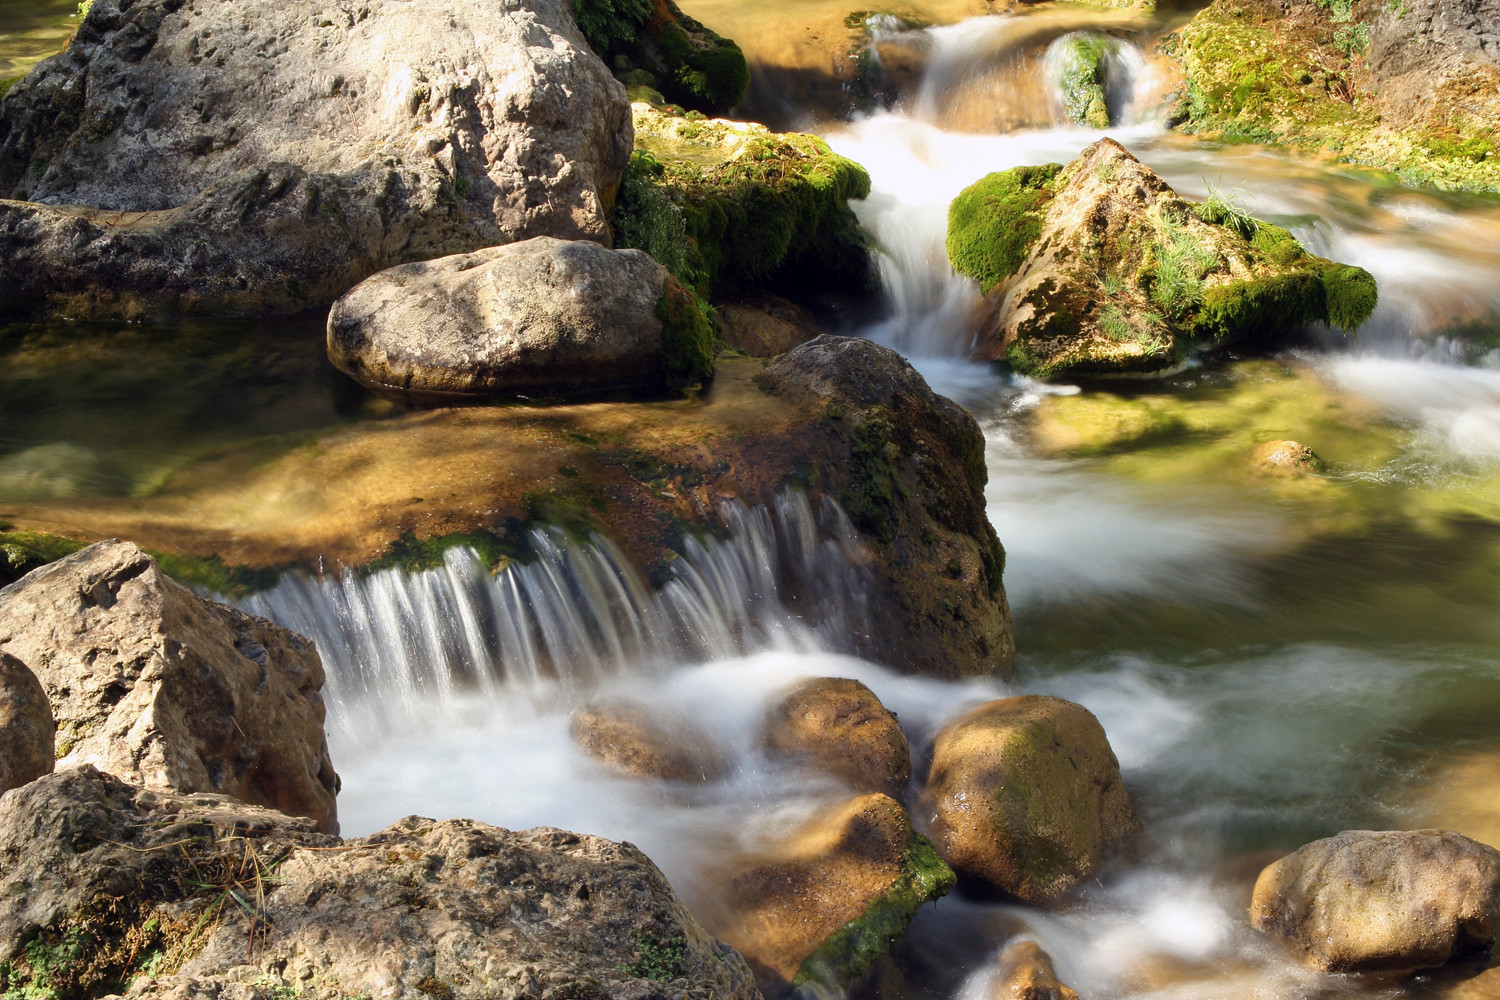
1051 33 1116 129
945 164 1061 295
614 104 874 301
0 527 86 586
951 139 1377 379
655 277 718 389
572 0 748 116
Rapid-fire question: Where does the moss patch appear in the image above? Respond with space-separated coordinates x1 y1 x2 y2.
0 528 86 586
575 0 748 115
792 833 955 991
654 277 718 389
945 165 1061 294
1052 33 1115 129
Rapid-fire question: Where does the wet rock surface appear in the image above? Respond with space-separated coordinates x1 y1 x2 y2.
951 139 1377 378
715 792 954 997
991 941 1080 1000
716 292 826 357
1251 828 1500 972
762 676 910 798
572 699 730 783
327 237 712 400
0 540 338 833
0 650 54 793
0 0 631 319
1252 439 1324 477
918 694 1137 904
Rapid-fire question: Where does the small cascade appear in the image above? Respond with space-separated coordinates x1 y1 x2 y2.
237 492 872 742
1042 32 1146 129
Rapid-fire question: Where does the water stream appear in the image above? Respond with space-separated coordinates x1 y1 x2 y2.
8 3 1500 997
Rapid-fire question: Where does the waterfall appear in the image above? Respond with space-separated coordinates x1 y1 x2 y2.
237 492 873 742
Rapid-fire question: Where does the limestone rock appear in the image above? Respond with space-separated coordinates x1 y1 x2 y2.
1252 439 1323 477
0 651 54 793
762 677 910 798
0 540 339 833
918 695 1137 904
328 236 715 399
1250 829 1500 972
0 767 758 1000
572 699 730 782
949 138 1377 378
716 793 955 997
717 293 826 356
756 336 1015 679
0 0 631 319
992 942 1080 1000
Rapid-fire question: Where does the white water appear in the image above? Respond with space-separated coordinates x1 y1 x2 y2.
239 10 1500 999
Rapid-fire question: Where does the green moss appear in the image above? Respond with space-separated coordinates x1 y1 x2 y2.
149 552 289 598
945 164 1061 294
1053 34 1115 129
614 152 699 290
843 414 907 543
792 833 955 991
0 79 18 101
1250 221 1310 266
618 931 689 981
570 0 653 55
654 279 718 390
652 14 750 115
1320 261 1378 329
0 530 86 587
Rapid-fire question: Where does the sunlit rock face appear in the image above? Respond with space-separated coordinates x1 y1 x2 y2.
0 0 632 319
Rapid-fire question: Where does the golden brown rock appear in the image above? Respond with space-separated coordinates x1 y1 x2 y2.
992 941 1080 1000
571 700 730 783
1251 439 1323 477
918 695 1137 904
716 294 826 357
1250 829 1500 973
0 651 54 793
762 676 910 797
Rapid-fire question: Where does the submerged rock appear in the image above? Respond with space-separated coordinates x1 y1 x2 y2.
0 0 631 319
756 335 1016 679
1165 0 1500 192
327 236 716 400
0 651 53 793
762 676 911 798
1252 439 1324 477
717 792 955 997
0 540 339 833
947 138 1378 378
612 102 874 302
0 766 759 1000
716 292 827 356
1250 828 1500 973
991 941 1080 1000
918 694 1137 904
572 699 730 782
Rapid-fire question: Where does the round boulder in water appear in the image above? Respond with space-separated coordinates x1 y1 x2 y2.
1250 829 1500 972
762 676 910 798
918 695 1137 904
990 941 1079 1000
0 652 55 794
328 236 716 399
571 700 730 783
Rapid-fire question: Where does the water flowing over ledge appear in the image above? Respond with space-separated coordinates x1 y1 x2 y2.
235 492 873 743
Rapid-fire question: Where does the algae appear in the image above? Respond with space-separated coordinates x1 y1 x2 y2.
945 164 1061 294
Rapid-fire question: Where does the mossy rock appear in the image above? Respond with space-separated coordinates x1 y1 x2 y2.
1050 33 1117 129
0 528 86 587
572 0 748 116
952 139 1378 379
612 103 874 301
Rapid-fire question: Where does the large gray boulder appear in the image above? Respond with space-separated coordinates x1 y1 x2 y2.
0 0 632 319
0 540 339 833
327 236 712 398
0 651 54 793
1251 829 1500 972
917 695 1137 904
0 766 759 1000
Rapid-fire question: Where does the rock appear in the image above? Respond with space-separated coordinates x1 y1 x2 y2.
572 699 730 782
0 0 631 320
1252 439 1324 477
717 292 826 356
613 102 874 302
716 792 955 997
0 540 339 833
949 139 1378 378
992 942 1080 1000
1250 828 1500 972
762 677 910 798
1166 0 1500 193
0 651 54 793
327 236 715 400
574 0 750 115
918 695 1137 904
1048 33 1120 129
756 335 1015 679
0 766 758 1000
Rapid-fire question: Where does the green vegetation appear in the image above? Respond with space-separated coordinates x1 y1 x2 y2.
572 0 748 115
654 278 718 389
612 118 873 300
619 931 689 981
0 528 85 586
1148 214 1217 319
1197 180 1258 239
0 79 18 101
844 414 907 543
1320 262 1379 330
1052 34 1115 129
793 831 956 991
944 164 1061 294
570 0 652 54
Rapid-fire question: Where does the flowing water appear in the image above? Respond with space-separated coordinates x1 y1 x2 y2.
8 3 1500 998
